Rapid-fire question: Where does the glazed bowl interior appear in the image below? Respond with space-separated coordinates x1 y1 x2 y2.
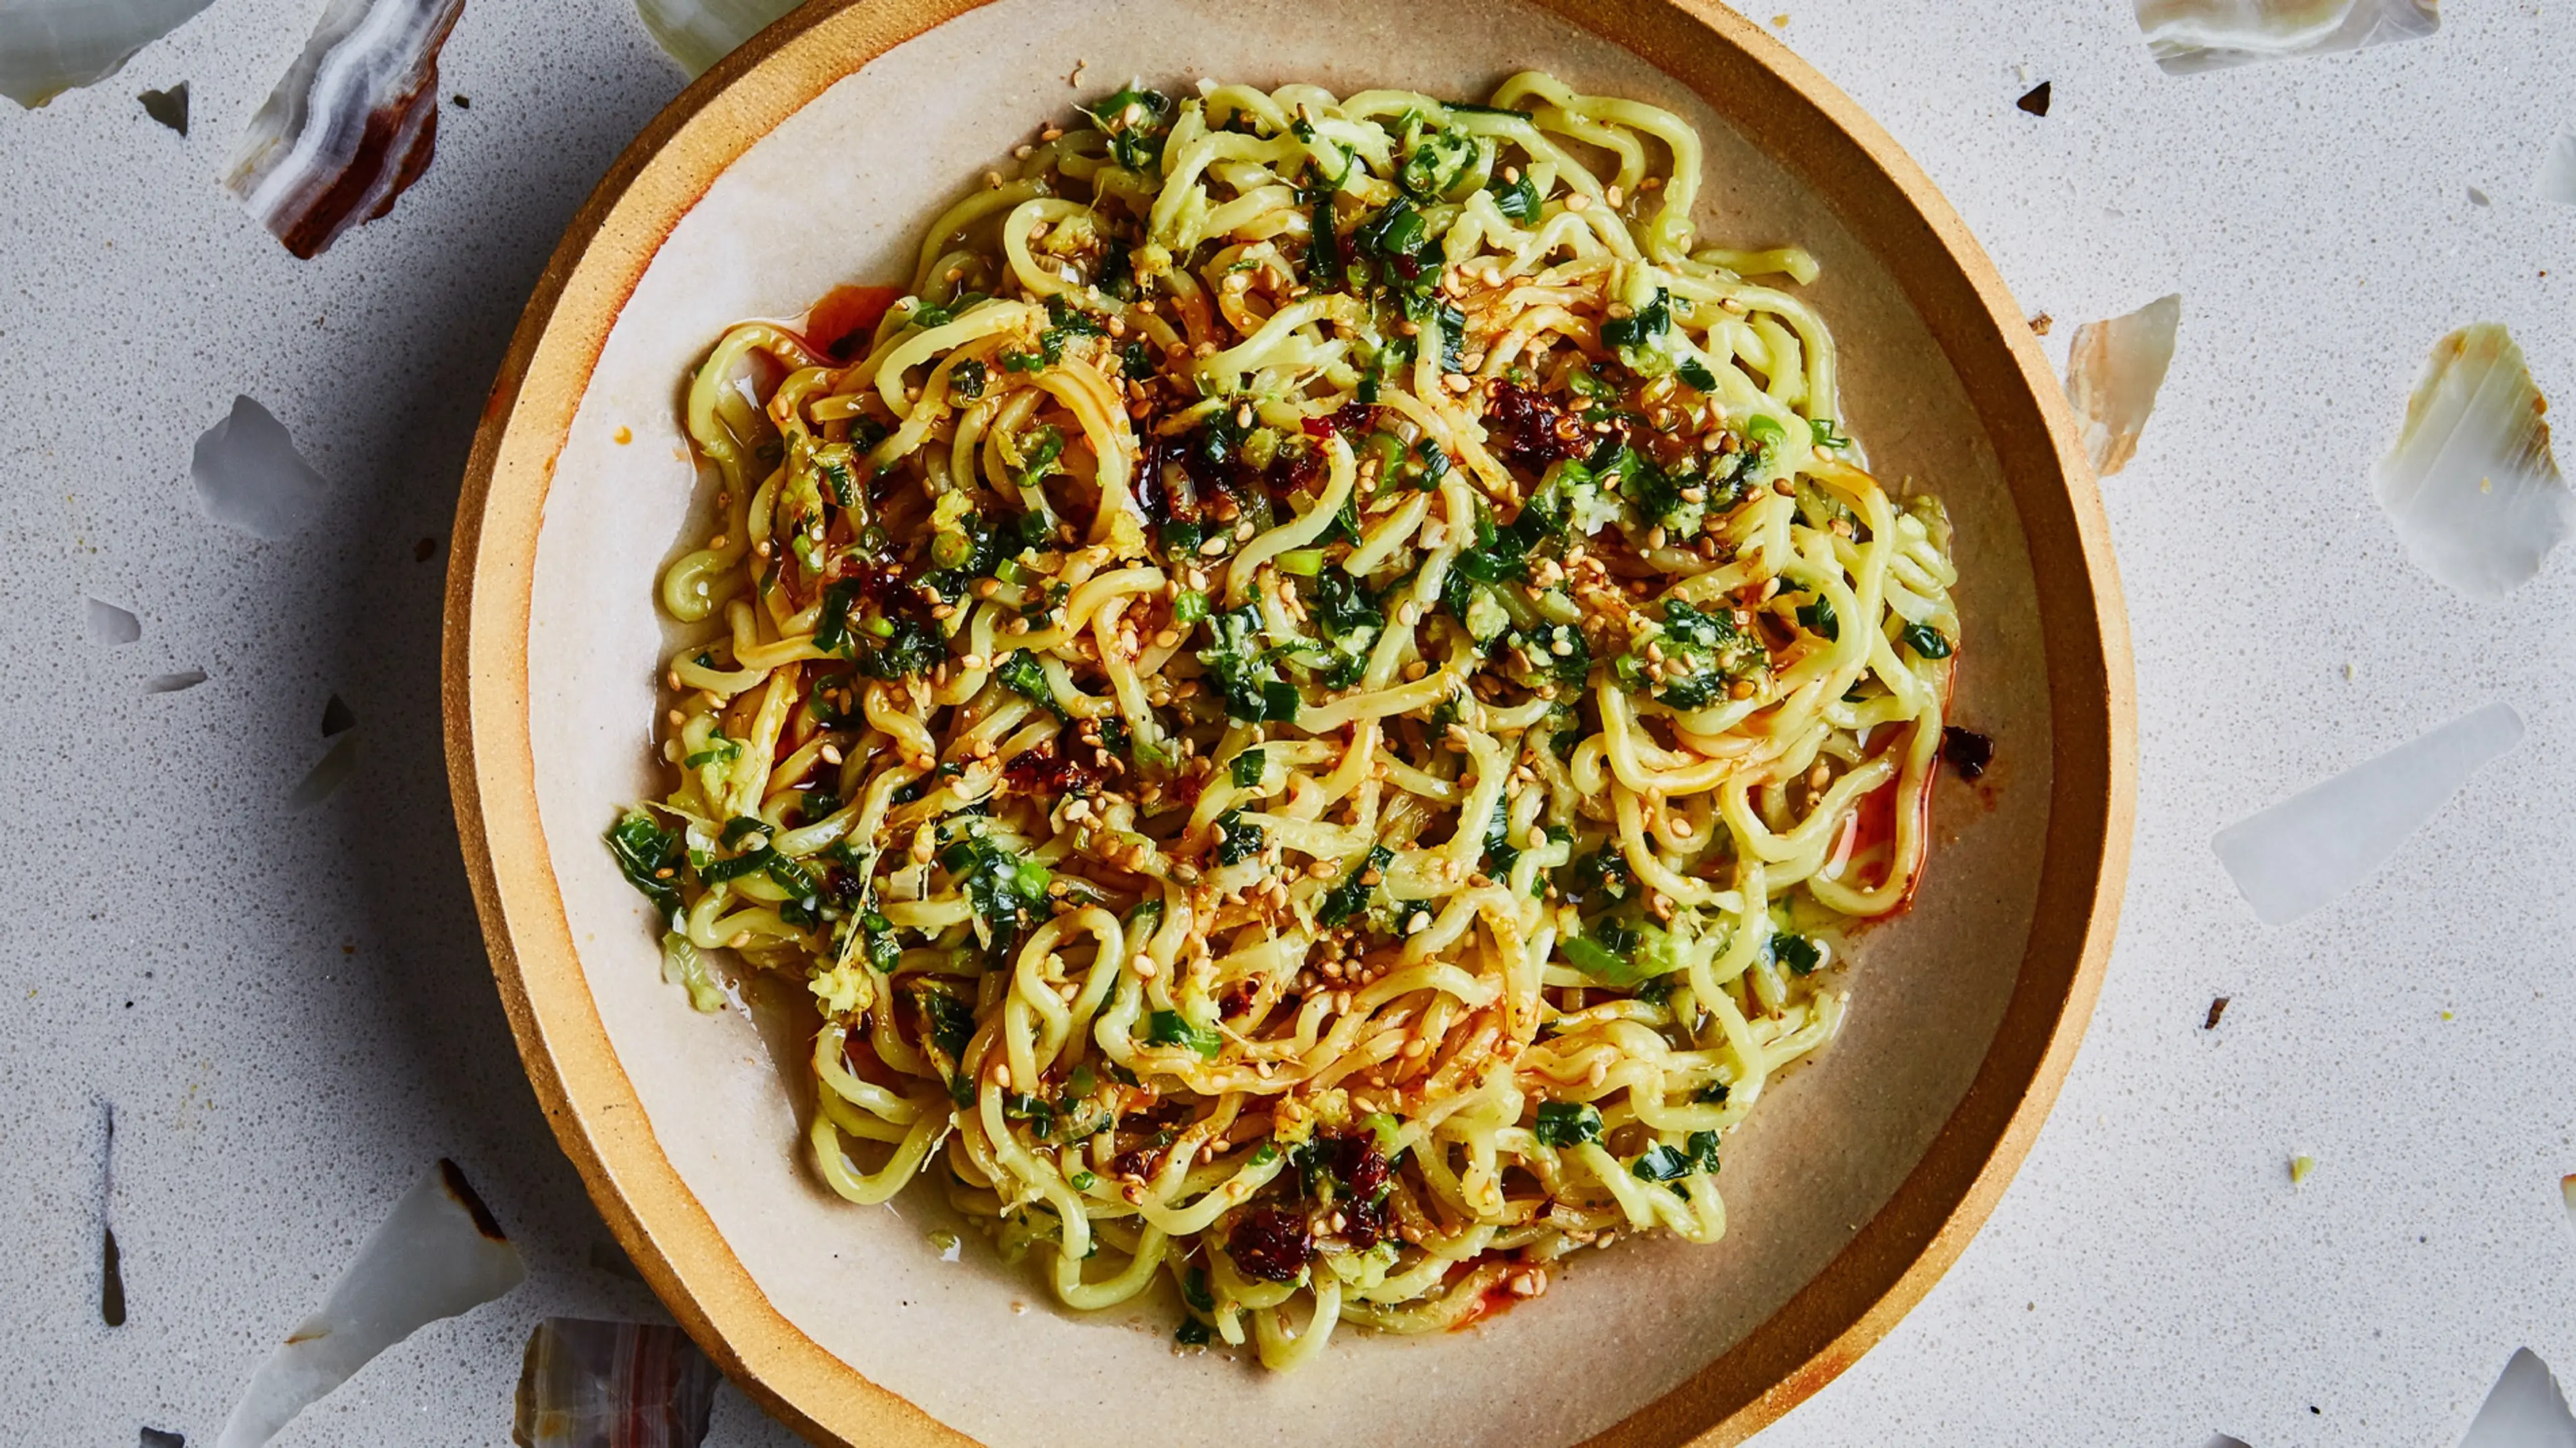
460 1 2125 1444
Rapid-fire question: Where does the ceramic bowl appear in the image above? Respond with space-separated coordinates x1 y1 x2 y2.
443 2 2135 1442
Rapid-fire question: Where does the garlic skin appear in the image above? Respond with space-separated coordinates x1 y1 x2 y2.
2135 0 2438 74
215 1160 524 1448
2373 323 2567 601
193 395 331 538
85 598 142 645
0 0 215 109
2459 1350 2576 1446
634 0 802 77
2211 701 2522 926
514 1318 722 1447
223 0 466 259
2535 126 2576 207
2063 294 2182 478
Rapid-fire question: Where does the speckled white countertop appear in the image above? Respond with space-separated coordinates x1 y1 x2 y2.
5 2 2572 1445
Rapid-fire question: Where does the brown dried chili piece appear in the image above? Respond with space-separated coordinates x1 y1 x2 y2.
1295 1130 1394 1249
1228 1206 1314 1283
1342 1188 1392 1251
1328 1131 1391 1202
1000 741 1101 797
1941 725 1994 780
1485 381 1589 472
1299 401 1379 440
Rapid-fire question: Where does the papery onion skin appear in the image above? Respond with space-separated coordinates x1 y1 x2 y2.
0 0 215 109
633 0 800 76
223 0 466 259
2065 293 2181 478
2374 322 2567 601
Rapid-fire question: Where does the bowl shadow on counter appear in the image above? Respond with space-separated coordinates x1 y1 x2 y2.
267 60 808 1362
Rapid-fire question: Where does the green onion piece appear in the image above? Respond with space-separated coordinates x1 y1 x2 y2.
1146 1009 1224 1058
1901 621 1953 658
1360 1111 1400 1154
1533 1100 1603 1147
1631 1143 1690 1182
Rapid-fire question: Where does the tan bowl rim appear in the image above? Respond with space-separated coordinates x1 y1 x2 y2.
441 2 2137 1442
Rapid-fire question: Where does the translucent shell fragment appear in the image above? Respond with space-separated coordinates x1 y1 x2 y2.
2373 323 2565 601
85 598 142 645
2064 294 2181 478
514 1318 721 1448
193 396 330 539
223 0 466 258
2460 1350 2576 1445
2211 701 2521 925
2135 0 2438 74
633 0 800 77
215 1160 523 1448
0 0 214 109
2536 126 2576 207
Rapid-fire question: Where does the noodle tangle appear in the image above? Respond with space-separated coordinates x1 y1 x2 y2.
605 72 1961 1368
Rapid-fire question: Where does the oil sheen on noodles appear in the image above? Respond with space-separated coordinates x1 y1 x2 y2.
606 72 1961 1369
